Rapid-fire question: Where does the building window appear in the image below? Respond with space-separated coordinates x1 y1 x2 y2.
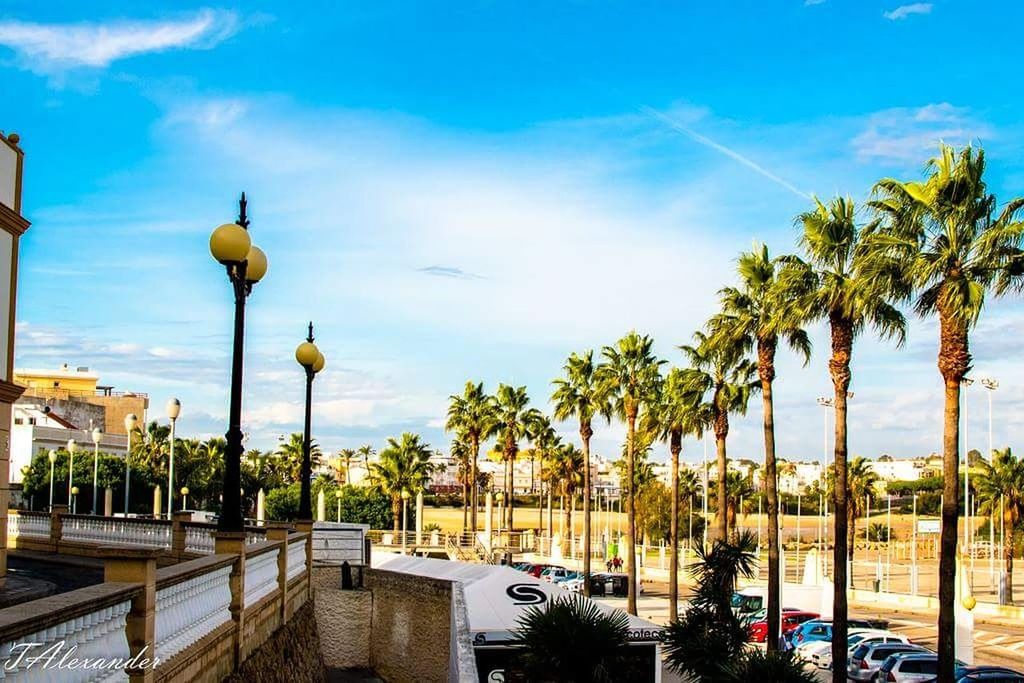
13 418 22 425
28 418 36 425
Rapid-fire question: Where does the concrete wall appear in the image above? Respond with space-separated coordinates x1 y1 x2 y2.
315 588 372 669
226 602 325 683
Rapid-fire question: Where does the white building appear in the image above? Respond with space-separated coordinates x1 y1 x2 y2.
868 457 927 483
10 403 127 483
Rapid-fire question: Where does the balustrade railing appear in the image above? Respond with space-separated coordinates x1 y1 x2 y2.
62 515 171 549
6 511 49 539
182 522 217 554
286 536 307 582
244 545 280 606
154 559 233 665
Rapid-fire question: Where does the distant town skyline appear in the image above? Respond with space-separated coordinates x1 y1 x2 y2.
4 2 1024 460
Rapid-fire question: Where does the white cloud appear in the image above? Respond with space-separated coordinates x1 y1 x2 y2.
851 103 990 163
883 3 933 20
0 9 239 74
804 0 827 5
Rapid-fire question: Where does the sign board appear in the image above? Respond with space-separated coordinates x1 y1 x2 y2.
916 519 940 534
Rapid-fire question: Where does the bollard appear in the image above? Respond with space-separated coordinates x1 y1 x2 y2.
341 561 353 590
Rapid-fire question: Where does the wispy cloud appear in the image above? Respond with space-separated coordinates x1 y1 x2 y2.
0 9 240 74
418 265 483 280
851 103 989 163
883 3 933 20
804 0 827 6
638 105 811 199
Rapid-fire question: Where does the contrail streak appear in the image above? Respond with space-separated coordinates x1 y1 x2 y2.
639 105 810 200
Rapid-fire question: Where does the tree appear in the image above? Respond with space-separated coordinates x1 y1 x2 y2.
642 367 703 620
512 594 631 682
276 432 322 484
370 433 434 533
663 531 757 681
845 457 879 561
868 144 1024 677
552 350 612 597
494 384 540 550
974 447 1024 604
723 471 755 534
597 331 664 615
798 195 907 681
711 243 813 652
451 437 473 531
446 382 498 532
548 443 584 541
336 448 356 485
680 331 757 541
357 445 375 482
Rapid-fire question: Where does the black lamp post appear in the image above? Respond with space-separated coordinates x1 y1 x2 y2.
295 322 325 520
210 194 268 532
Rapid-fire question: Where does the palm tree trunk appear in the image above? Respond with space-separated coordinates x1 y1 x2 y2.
715 407 729 541
470 435 480 533
937 306 969 682
392 498 401 534
1005 506 1015 605
829 313 853 683
627 412 638 616
758 338 781 653
462 479 469 533
582 422 594 597
669 431 681 621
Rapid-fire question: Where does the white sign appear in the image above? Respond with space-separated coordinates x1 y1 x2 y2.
916 519 940 534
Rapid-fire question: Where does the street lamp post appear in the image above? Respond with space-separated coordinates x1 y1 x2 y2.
210 194 268 533
67 438 77 506
295 322 325 521
817 396 832 564
91 427 102 515
71 486 79 514
962 377 974 556
48 449 57 510
982 377 999 585
181 486 189 511
166 399 181 517
124 413 137 515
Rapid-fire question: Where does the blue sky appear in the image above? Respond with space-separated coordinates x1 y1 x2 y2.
2 1 1024 465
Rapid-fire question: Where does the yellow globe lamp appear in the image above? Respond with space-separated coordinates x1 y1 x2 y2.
245 246 268 283
295 341 320 368
210 223 251 264
312 352 325 374
962 594 977 611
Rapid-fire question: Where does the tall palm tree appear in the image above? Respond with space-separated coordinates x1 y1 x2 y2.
597 331 664 615
974 447 1023 604
451 437 473 531
723 471 755 535
527 417 560 534
711 244 813 652
680 331 757 541
494 384 540 548
552 350 612 597
844 457 879 561
370 433 434 533
446 382 499 532
642 367 703 620
336 448 356 485
798 195 907 681
276 433 323 484
868 145 1024 676
548 443 585 541
357 444 375 481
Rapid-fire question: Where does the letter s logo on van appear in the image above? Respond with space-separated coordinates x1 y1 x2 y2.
506 583 547 605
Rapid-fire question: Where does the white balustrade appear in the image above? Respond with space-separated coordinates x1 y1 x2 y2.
7 513 49 539
244 549 280 607
154 565 231 665
286 539 306 582
63 518 170 550
183 525 215 555
0 599 132 682
245 529 266 546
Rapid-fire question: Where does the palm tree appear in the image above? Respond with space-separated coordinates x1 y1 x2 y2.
679 467 702 547
336 448 356 485
798 195 907 680
276 432 323 484
680 331 757 540
552 350 612 597
356 444 375 483
446 382 498 532
845 457 879 560
869 145 1024 676
548 443 585 541
451 437 473 531
642 367 703 620
711 243 813 652
494 384 540 548
597 331 664 615
370 433 434 533
512 594 630 682
724 471 755 535
526 416 559 532
974 448 1023 604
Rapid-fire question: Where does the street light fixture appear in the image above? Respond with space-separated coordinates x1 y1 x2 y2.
181 486 190 511
401 489 411 552
210 193 268 533
295 322 325 521
166 398 181 518
124 413 138 515
91 427 102 515
48 449 58 511
71 486 79 514
67 438 77 506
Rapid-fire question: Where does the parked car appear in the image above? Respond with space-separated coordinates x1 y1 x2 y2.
526 564 558 578
588 573 629 597
552 570 580 584
740 606 802 629
919 665 1024 683
540 567 573 583
787 618 878 649
810 630 910 670
880 653 973 682
847 642 927 681
747 611 819 643
511 562 532 571
562 576 584 593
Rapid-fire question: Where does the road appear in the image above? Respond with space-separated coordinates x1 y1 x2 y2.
592 582 1024 679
